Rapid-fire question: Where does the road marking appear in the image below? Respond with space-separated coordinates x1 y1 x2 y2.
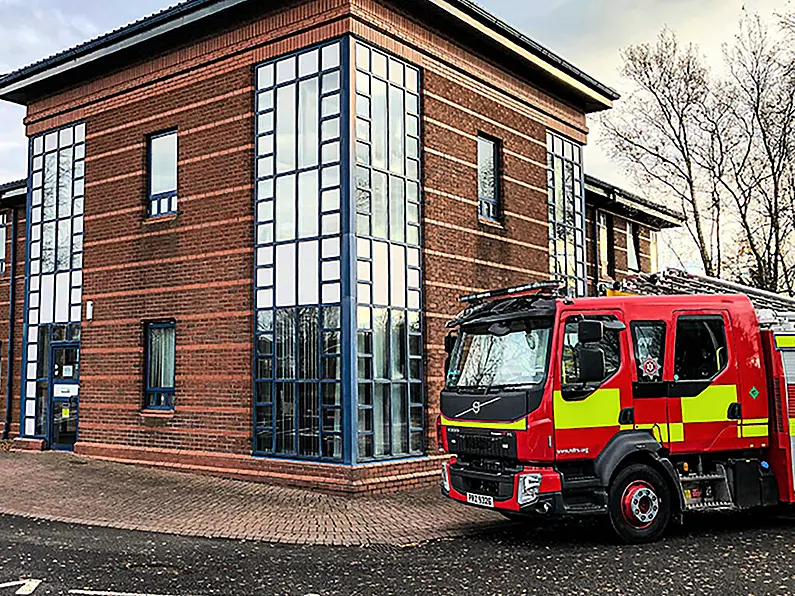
68 591 177 596
0 580 42 595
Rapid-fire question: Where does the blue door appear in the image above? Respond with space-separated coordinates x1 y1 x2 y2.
49 344 80 451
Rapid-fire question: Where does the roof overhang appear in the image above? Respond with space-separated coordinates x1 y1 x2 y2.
0 0 250 104
0 180 26 208
585 176 684 230
429 0 619 112
0 0 619 113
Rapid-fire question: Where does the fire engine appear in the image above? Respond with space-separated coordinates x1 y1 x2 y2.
438 269 795 543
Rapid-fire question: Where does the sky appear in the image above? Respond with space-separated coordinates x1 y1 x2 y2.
0 0 792 187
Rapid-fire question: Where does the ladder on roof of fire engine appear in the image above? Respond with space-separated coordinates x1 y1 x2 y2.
617 269 795 330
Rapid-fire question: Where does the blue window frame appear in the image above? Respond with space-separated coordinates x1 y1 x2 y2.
254 40 345 460
477 135 500 221
148 130 178 217
547 131 586 297
145 322 176 409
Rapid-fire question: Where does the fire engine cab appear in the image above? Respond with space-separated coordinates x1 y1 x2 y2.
438 271 795 543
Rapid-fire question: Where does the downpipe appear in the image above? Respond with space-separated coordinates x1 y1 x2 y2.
2 208 18 441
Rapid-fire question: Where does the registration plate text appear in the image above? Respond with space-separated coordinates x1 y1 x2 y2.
466 493 494 507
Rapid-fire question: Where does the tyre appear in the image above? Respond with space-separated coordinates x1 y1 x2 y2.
608 463 671 543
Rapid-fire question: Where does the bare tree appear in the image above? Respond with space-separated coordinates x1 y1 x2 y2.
600 29 720 276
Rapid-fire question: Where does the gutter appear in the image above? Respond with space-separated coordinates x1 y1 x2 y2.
2 207 17 440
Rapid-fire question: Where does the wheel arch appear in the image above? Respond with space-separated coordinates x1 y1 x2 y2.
594 432 684 514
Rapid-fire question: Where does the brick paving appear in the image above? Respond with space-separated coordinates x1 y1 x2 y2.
0 451 507 546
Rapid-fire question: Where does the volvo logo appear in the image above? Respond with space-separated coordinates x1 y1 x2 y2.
456 396 501 418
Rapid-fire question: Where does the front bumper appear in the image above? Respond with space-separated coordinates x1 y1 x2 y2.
441 457 562 514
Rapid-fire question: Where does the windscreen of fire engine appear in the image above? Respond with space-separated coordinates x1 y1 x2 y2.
447 318 553 389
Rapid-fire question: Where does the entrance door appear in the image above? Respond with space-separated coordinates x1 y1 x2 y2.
49 344 80 451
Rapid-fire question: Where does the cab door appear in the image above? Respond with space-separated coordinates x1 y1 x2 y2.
629 320 671 448
553 311 632 462
667 310 740 453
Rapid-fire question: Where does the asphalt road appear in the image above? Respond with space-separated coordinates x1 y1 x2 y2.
1 512 795 596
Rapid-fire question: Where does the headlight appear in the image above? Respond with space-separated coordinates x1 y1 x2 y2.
517 473 542 505
441 464 451 493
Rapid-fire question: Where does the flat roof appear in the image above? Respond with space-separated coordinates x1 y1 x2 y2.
0 0 618 110
585 175 684 230
0 179 26 207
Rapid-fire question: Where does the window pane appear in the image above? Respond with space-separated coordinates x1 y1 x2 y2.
372 80 388 169
148 325 175 390
276 85 297 173
298 78 319 169
388 87 405 174
150 133 177 195
632 322 666 382
674 317 727 381
477 137 496 201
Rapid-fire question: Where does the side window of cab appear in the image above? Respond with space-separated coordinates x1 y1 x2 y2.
673 315 728 381
561 315 622 395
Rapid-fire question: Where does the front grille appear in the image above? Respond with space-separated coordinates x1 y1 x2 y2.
447 429 517 459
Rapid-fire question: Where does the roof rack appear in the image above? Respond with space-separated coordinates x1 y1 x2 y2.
619 269 795 312
460 281 562 304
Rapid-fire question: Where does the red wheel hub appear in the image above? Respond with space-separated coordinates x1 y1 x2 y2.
621 480 659 529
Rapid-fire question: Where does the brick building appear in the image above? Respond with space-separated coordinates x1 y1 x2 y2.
0 0 679 491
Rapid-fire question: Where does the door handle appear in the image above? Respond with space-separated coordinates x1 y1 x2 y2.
619 407 635 426
727 403 742 420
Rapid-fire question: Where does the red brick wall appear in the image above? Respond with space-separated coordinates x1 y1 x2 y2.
585 205 657 295
0 205 27 441
19 0 591 465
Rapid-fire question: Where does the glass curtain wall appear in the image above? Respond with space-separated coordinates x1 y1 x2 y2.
23 123 86 437
547 131 586 297
353 41 424 460
253 38 424 463
254 41 345 460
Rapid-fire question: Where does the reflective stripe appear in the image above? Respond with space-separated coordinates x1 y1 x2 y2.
776 335 795 349
553 388 620 430
440 415 527 431
634 422 685 443
680 385 737 423
669 422 684 442
791 420 795 436
739 424 769 439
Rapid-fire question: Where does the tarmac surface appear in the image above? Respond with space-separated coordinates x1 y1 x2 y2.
3 451 795 594
2 511 795 595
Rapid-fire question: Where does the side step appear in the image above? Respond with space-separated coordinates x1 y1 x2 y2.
678 466 737 512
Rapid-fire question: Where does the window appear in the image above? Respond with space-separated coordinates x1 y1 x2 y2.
631 321 666 382
148 131 178 217
547 132 586 296
254 41 345 460
561 315 621 387
24 122 86 438
596 210 615 281
354 41 424 460
145 322 176 409
477 135 500 221
650 230 659 273
627 221 640 272
673 316 728 381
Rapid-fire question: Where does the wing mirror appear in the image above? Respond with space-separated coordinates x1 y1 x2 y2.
578 320 604 344
444 332 458 354
577 346 606 383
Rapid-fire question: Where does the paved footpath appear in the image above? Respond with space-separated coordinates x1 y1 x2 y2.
0 451 506 546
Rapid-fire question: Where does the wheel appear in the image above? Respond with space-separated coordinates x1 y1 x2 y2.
608 463 671 543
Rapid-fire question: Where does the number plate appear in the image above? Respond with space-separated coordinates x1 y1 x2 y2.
466 493 494 507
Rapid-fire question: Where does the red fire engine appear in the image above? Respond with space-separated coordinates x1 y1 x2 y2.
438 271 795 542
